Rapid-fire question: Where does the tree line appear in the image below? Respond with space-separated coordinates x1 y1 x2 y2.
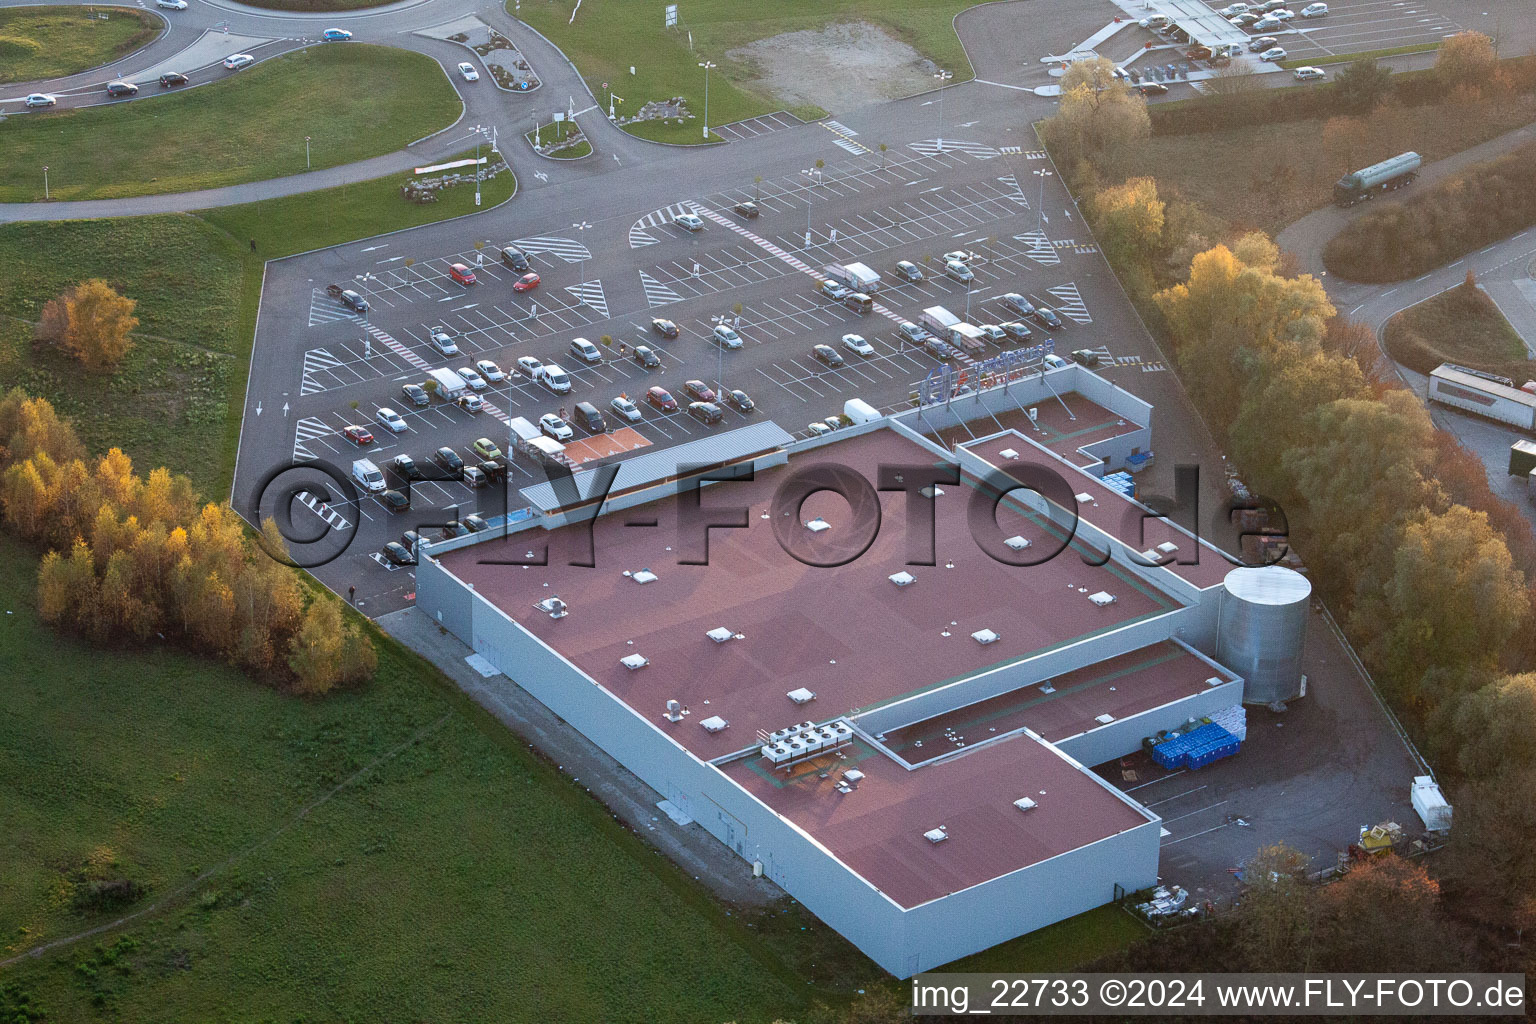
0 389 375 694
1044 63 1536 972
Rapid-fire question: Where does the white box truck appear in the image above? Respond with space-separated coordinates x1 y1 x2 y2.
427 367 468 401
822 262 881 294
352 458 385 493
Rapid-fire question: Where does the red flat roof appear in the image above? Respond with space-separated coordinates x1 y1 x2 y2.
928 395 1145 469
723 731 1152 908
436 429 1185 760
882 640 1236 758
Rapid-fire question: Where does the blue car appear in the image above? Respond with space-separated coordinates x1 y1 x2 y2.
322 28 352 41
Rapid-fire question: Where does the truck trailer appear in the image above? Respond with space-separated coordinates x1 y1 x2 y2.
1332 151 1421 207
427 367 469 400
822 262 881 294
1428 363 1536 430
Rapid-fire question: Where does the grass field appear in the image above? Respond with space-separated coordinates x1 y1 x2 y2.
1278 42 1439 68
513 0 986 145
0 5 158 84
0 45 460 201
1383 280 1529 377
0 152 513 496
0 532 818 1023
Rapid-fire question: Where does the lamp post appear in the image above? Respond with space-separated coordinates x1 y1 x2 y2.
1034 168 1053 235
354 272 374 356
711 313 728 396
934 69 953 152
305 136 311 170
42 165 49 201
698 60 716 141
572 221 592 292
800 166 822 244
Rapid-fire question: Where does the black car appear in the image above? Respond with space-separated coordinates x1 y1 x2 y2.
499 245 531 271
734 201 759 218
1031 306 1064 330
812 344 844 368
479 460 505 483
402 530 421 554
687 401 724 425
650 318 679 339
381 488 410 512
440 520 467 540
1070 349 1101 367
1138 82 1169 96
1001 321 1033 342
726 389 755 413
633 345 661 368
433 446 464 475
401 383 430 407
159 72 188 88
1001 292 1036 318
1249 36 1278 52
382 541 414 566
924 337 954 361
463 514 490 533
391 454 422 481
338 288 367 313
106 81 138 97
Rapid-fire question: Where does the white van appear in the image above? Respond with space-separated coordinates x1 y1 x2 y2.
537 362 573 394
352 458 385 493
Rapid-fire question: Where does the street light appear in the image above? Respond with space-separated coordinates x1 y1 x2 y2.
42 165 48 201
572 221 592 292
800 166 823 245
934 69 953 153
305 136 311 171
698 60 717 141
354 273 374 356
1034 168 1054 235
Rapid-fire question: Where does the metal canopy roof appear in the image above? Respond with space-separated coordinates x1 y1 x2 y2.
519 420 795 513
1143 0 1249 46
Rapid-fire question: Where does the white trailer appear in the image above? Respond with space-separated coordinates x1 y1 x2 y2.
822 262 881 294
1427 363 1536 430
427 367 468 401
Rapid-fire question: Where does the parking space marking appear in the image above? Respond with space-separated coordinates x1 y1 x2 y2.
1046 282 1092 324
295 490 352 531
639 270 684 307
308 290 358 327
908 139 999 160
1014 230 1061 266
713 110 807 142
564 280 610 319
630 203 694 248
293 416 331 462
300 348 346 395
513 235 592 264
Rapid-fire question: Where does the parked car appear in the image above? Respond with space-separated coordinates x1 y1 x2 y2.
430 330 459 356
646 386 678 412
223 54 255 70
976 324 1008 345
513 272 540 292
1259 46 1287 62
684 379 717 402
479 460 505 484
1219 2 1250 15
341 424 373 445
1138 14 1170 28
458 62 479 81
106 81 139 97
539 414 573 441
924 337 954 361
898 321 931 345
464 514 490 533
375 407 407 433
401 383 430 407
440 521 467 540
391 454 422 481
945 260 974 283
1301 2 1328 15
382 541 414 565
632 345 661 369
1259 0 1287 10
456 393 483 413
1271 8 1295 20
159 72 187 88
687 402 724 425
673 212 704 231
610 396 643 423
448 263 476 285
1031 306 1064 329
433 447 464 474
322 28 352 41
471 437 502 460
812 344 845 368
1001 321 1033 341
500 245 531 271
1186 45 1212 61
734 201 759 218
806 421 834 437
820 280 851 301
569 337 603 364
842 333 875 358
381 489 410 513
516 355 543 378
726 389 755 413
462 466 487 488
944 249 981 265
894 260 923 283
650 317 679 338
1070 349 1101 367
712 325 743 349
476 359 505 382
1252 14 1282 30
1249 35 1279 51
1230 12 1260 25
456 367 487 390
1001 293 1036 317
24 93 56 108
1293 66 1327 81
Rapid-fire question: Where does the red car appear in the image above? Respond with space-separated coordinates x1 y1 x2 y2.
449 263 477 285
684 379 716 403
646 386 678 412
513 272 540 292
342 424 374 445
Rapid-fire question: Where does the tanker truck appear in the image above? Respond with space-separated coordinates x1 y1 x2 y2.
1332 151 1421 207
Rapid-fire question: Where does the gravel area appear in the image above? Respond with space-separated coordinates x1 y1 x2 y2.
728 21 938 113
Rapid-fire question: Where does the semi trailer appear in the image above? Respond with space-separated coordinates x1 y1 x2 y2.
1428 363 1536 429
1332 151 1421 207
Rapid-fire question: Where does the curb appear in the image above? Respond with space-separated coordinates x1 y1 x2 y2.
434 32 543 95
523 128 593 161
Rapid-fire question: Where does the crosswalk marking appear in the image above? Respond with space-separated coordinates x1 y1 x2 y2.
629 204 692 248
822 119 857 136
295 490 351 530
1047 282 1092 324
821 119 870 154
1025 150 1048 160
1013 230 1060 266
908 139 999 160
365 324 429 370
514 235 591 264
832 136 866 154
564 280 609 319
300 348 342 395
639 271 682 307
1048 238 1097 253
1000 146 1022 155
293 416 330 462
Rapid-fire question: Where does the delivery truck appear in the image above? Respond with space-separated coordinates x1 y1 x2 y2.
1332 151 1421 207
822 262 882 294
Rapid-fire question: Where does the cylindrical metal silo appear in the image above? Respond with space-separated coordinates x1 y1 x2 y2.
1219 566 1310 705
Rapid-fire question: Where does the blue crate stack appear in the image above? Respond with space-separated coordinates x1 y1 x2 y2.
1151 722 1239 770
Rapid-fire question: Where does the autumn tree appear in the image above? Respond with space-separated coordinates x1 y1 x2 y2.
1313 856 1464 971
1236 844 1314 971
1042 58 1150 179
0 389 83 468
1441 673 1536 778
1321 115 1369 177
35 279 138 371
1439 766 1536 934
1088 177 1165 289
1436 31 1498 94
1333 58 1392 113
288 598 377 695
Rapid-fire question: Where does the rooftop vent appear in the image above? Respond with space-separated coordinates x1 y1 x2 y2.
921 485 946 498
699 715 729 734
664 699 686 722
804 517 831 533
620 654 649 670
534 596 568 619
1039 680 1056 694
787 687 817 705
972 628 1000 645
999 448 1020 460
1013 797 1038 812
843 769 865 787
889 570 916 587
1156 541 1179 555
1074 492 1095 505
707 626 741 643
627 568 658 584
923 827 949 844
1003 535 1030 551
1088 591 1117 607
1095 713 1115 724
1206 676 1225 688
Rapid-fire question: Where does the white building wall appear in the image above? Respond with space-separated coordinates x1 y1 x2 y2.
1053 677 1242 767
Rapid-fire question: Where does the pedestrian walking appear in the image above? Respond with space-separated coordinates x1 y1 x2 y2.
250 238 257 252
348 585 355 605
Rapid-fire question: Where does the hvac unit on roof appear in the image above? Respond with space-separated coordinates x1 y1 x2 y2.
665 699 686 722
842 769 865 788
699 715 730 734
889 570 917 587
1003 535 1030 551
1013 797 1038 812
1206 676 1225 688
1156 541 1179 555
620 653 649 670
1088 591 1117 607
787 687 817 705
921 485 945 498
971 628 1000 645
999 448 1020 460
923 827 949 844
804 517 831 533
1095 713 1115 725
1074 492 1095 505
534 596 568 619
707 626 739 643
1027 407 1038 422
627 568 658 584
